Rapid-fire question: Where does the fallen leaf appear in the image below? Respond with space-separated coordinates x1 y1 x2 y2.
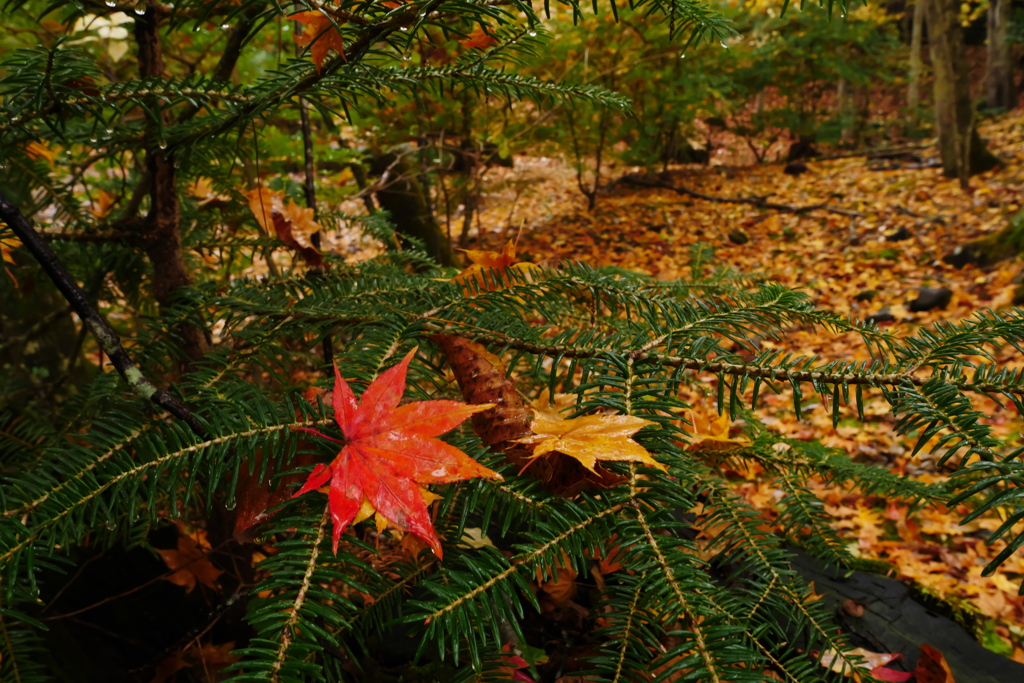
155 522 223 593
820 647 911 681
914 644 955 683
459 527 496 549
24 141 55 165
292 10 346 70
452 239 540 292
245 187 323 266
460 26 498 51
1 235 21 265
292 349 500 556
90 189 115 218
682 408 752 448
515 412 664 473
150 640 239 683
535 552 578 607
279 200 320 250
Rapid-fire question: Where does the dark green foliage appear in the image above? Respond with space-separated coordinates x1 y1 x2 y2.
4 0 1023 681
3 247 1021 680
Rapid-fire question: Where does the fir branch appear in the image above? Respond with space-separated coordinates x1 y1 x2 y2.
611 572 647 683
0 418 330 572
424 502 624 624
629 501 725 683
424 323 1023 393
269 505 330 683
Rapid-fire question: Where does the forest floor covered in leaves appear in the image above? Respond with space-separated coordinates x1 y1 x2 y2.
455 110 1024 662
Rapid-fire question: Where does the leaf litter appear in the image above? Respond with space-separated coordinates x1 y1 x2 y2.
465 110 1024 661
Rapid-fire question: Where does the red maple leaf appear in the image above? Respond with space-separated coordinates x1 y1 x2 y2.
293 349 501 556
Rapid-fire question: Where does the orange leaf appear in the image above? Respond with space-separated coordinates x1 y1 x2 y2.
460 26 499 51
24 141 55 165
1 235 21 265
279 200 321 250
452 240 540 292
245 187 323 266
90 189 115 218
292 10 346 71
155 522 223 592
515 412 664 473
292 349 501 557
245 187 283 236
535 552 577 607
589 534 625 574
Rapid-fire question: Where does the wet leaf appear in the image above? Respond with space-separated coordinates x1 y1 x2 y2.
516 412 664 473
292 10 346 71
914 645 955 683
292 349 500 556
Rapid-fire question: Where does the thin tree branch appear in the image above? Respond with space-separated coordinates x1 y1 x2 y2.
39 229 134 242
0 190 208 438
618 174 865 219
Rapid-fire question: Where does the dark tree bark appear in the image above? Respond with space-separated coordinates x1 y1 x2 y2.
925 0 1001 186
985 0 1015 110
133 10 208 361
907 0 926 128
370 148 456 268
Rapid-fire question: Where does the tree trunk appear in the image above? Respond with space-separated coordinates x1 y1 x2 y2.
907 0 925 126
837 76 853 146
133 10 208 361
925 0 1001 186
985 0 1015 110
370 148 456 268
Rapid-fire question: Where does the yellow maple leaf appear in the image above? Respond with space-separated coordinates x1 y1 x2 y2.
682 408 751 448
292 10 346 71
24 141 55 165
515 412 665 473
452 240 540 292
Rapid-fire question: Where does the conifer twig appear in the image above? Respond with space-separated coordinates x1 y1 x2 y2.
0 190 208 438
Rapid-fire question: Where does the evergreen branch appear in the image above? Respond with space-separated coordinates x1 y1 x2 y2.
611 572 647 683
702 479 859 677
0 87 250 136
629 501 723 683
424 324 1023 393
269 505 330 683
176 0 451 147
0 419 329 570
424 502 624 624
2 422 153 520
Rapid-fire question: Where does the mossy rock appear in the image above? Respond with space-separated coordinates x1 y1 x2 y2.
943 210 1024 268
